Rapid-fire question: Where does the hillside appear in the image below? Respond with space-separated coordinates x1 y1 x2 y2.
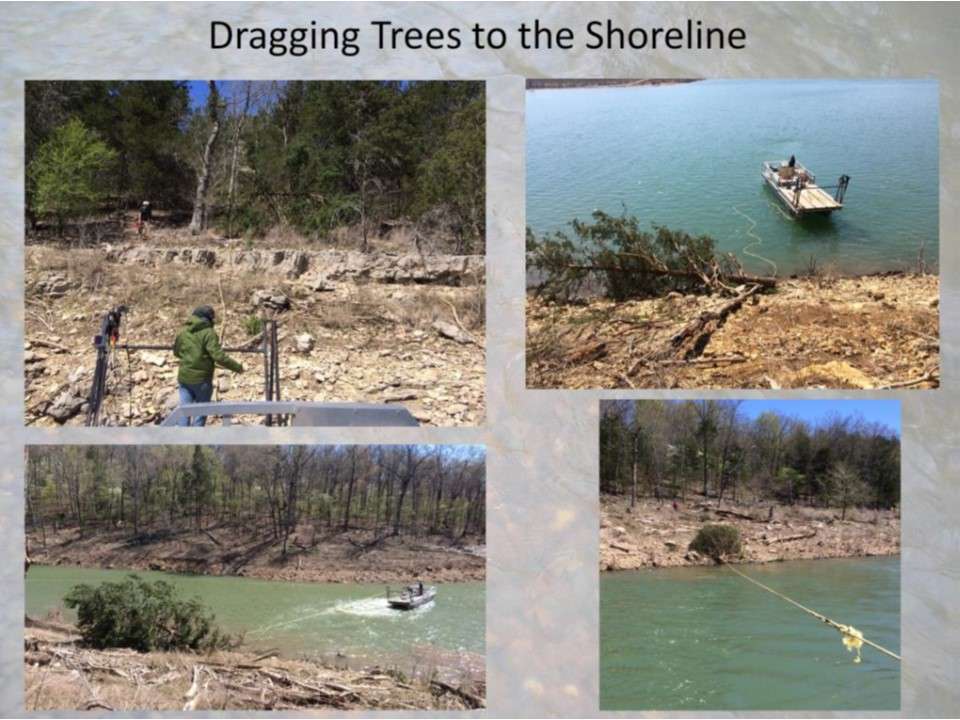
25 223 485 427
27 523 485 584
600 496 900 571
529 273 938 389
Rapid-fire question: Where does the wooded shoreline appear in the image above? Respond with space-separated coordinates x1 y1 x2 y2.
25 446 486 582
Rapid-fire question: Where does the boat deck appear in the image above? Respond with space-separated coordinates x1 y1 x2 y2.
786 184 843 213
762 160 845 216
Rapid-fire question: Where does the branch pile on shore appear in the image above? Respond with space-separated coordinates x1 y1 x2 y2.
528 272 939 389
600 496 900 571
25 621 484 711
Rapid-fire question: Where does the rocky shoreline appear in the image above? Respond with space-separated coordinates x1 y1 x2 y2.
600 496 900 571
27 526 485 584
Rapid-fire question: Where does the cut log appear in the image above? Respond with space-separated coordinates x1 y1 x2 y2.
765 530 817 545
566 340 607 364
430 680 484 709
713 509 761 522
665 284 763 360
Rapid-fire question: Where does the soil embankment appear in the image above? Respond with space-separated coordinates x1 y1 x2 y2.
24 619 484 711
526 79 700 90
600 495 900 571
25 229 485 427
528 273 939 389
27 525 485 584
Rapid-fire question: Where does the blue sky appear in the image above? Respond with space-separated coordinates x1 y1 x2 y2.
737 399 900 435
187 80 210 109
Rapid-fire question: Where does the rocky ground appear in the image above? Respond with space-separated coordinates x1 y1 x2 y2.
27 524 485 584
25 619 484 711
528 273 939 389
25 225 485 427
600 495 900 571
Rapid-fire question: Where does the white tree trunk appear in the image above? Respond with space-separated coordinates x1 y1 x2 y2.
190 86 221 236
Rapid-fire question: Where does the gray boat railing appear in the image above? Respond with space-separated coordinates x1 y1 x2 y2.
162 401 419 427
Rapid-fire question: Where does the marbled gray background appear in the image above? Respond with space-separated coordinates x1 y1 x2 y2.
2 2 959 717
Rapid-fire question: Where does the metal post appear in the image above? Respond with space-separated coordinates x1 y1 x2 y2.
272 321 281 403
835 175 850 204
263 318 272 426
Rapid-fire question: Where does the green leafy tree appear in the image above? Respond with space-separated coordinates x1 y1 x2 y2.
27 118 116 234
64 575 233 652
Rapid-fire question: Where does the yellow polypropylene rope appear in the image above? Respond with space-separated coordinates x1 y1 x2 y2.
724 563 902 663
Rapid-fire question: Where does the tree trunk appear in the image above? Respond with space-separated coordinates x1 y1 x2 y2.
190 82 221 236
225 83 251 238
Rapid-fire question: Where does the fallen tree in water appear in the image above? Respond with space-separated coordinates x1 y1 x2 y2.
526 211 777 301
527 213 938 389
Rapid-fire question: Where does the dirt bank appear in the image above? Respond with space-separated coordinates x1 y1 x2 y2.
27 525 485 584
528 273 938 389
25 620 484 711
526 79 700 90
25 237 485 426
600 495 900 571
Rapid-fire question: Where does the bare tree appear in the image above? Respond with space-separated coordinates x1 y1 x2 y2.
189 81 222 235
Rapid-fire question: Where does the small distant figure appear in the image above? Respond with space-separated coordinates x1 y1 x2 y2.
788 154 796 168
672 500 679 511
172 305 244 427
417 580 424 596
137 200 152 236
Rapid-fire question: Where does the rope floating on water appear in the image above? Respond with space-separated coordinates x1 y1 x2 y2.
731 205 779 277
724 563 901 663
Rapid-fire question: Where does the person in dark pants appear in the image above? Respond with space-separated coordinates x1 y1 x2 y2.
137 200 152 235
172 306 243 426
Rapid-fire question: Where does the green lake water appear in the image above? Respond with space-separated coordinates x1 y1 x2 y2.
527 79 938 276
600 557 900 711
27 566 484 669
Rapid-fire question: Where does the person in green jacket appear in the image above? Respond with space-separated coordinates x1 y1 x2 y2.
172 305 243 426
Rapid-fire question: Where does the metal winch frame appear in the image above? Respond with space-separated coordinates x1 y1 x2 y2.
86 306 282 426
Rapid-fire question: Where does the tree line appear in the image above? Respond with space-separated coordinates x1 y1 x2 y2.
600 401 899 516
26 445 486 554
26 80 485 251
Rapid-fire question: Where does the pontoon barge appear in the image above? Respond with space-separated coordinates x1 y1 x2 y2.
762 160 850 216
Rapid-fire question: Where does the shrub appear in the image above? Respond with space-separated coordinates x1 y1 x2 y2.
242 314 264 336
64 575 234 652
689 524 742 562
